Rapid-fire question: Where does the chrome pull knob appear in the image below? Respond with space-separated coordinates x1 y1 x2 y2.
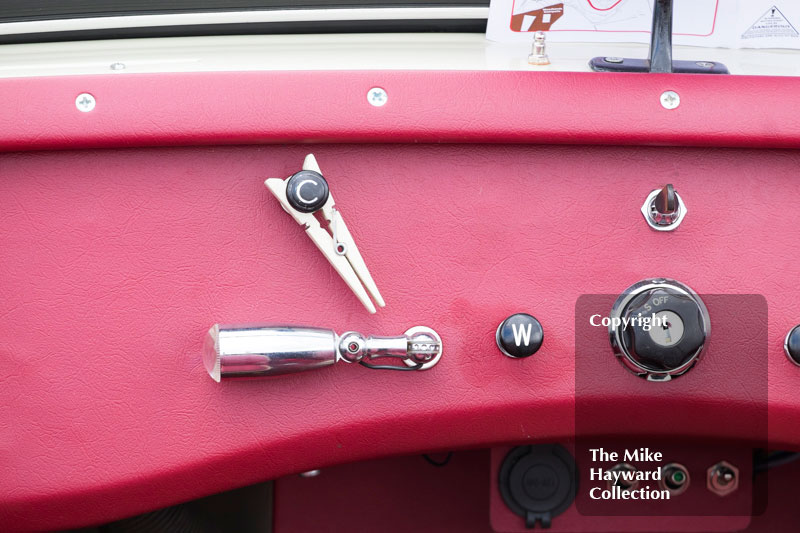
204 324 442 382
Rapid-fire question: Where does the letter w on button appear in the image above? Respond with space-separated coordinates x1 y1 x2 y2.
512 323 532 346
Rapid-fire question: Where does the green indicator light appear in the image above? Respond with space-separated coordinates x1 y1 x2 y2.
673 471 685 483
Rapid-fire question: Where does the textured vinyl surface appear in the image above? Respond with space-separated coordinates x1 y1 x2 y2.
1 144 799 530
1 70 800 151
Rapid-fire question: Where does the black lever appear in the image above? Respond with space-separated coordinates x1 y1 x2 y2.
649 0 673 73
590 0 728 74
655 184 677 215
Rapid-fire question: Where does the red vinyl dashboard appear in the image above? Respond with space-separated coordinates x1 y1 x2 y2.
1 70 800 531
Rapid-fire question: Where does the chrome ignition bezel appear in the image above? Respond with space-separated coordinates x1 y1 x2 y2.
609 278 710 381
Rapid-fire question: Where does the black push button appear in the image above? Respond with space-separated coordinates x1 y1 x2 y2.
785 325 800 367
285 170 329 213
496 313 544 358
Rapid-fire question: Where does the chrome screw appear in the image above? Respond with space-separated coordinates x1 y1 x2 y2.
604 57 624 64
75 93 96 112
367 87 388 107
660 90 680 110
696 61 715 68
110 62 126 71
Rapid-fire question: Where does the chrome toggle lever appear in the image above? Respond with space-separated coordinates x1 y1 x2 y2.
641 183 687 231
338 326 442 371
203 324 442 382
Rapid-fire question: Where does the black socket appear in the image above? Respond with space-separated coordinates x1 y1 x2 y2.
498 444 577 529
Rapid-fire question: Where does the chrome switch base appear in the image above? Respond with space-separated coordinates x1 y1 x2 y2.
641 185 687 231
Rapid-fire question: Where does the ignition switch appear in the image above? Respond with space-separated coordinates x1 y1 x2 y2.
609 279 710 381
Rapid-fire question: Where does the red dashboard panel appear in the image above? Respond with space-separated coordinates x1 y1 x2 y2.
0 70 799 531
0 70 798 151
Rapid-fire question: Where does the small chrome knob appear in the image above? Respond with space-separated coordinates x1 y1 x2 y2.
641 184 687 231
609 279 710 381
528 31 550 66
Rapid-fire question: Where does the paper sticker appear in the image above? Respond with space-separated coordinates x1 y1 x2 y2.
487 0 800 49
741 6 799 40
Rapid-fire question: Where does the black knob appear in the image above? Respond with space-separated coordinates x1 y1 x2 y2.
610 279 710 380
785 325 800 366
644 183 684 228
285 170 329 213
496 313 544 358
655 184 677 216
